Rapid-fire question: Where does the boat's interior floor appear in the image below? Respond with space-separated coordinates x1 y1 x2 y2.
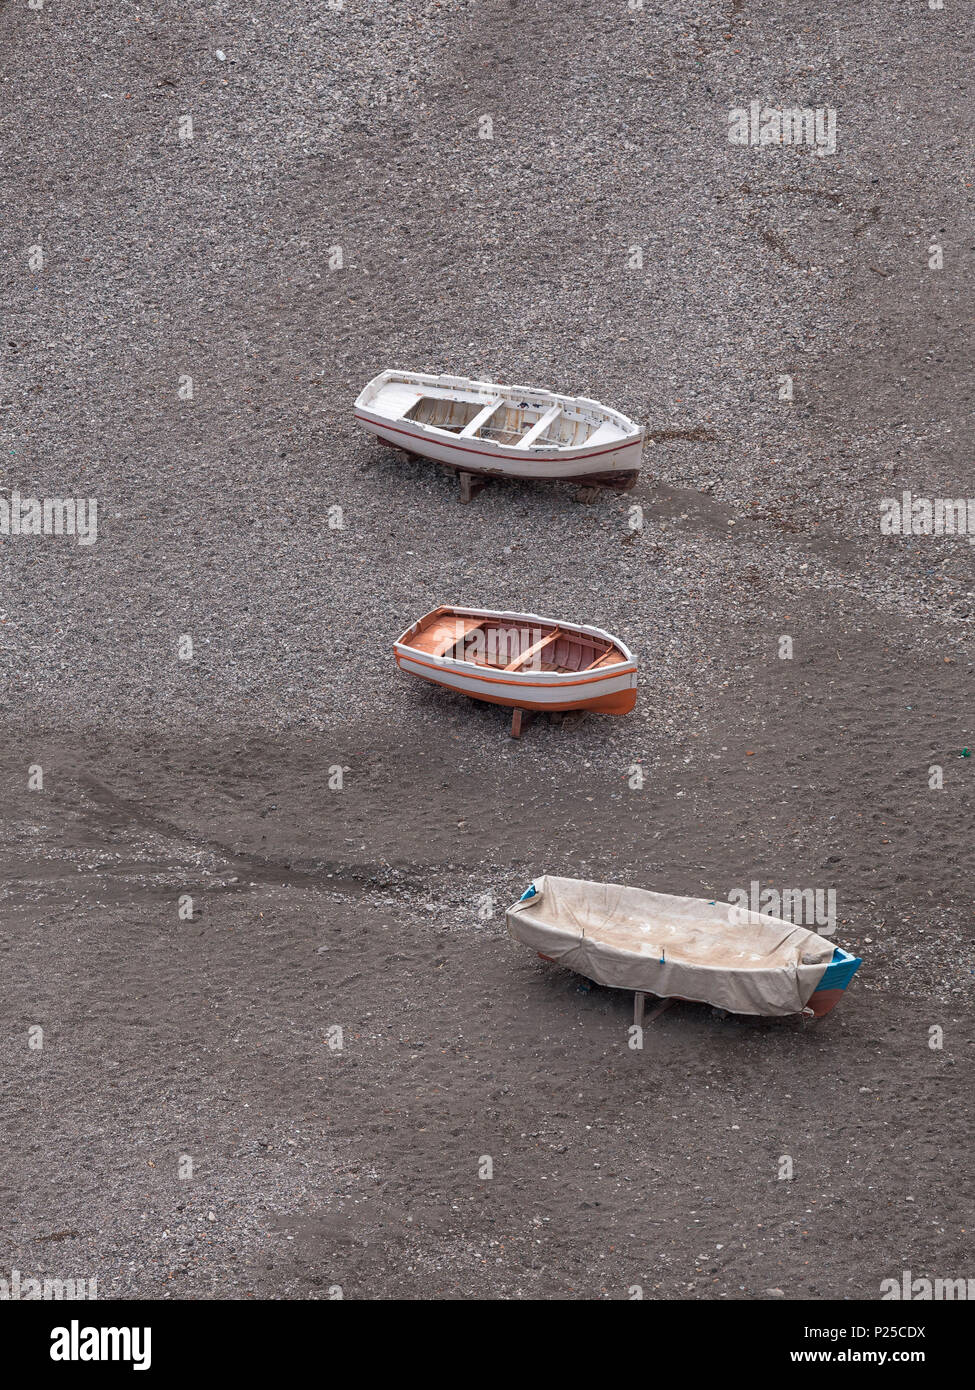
406 615 625 674
401 393 599 449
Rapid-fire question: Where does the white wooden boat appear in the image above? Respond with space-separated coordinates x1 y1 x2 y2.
507 876 862 1019
355 370 643 492
394 606 637 731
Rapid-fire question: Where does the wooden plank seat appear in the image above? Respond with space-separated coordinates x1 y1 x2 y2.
409 615 485 657
460 400 503 437
581 647 623 672
504 628 562 672
516 404 562 448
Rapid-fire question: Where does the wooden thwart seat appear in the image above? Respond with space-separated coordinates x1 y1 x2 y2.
460 399 504 437
504 628 562 672
516 404 562 448
410 615 485 656
581 647 622 672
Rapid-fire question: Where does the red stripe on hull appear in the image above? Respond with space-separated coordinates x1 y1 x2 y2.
356 413 640 466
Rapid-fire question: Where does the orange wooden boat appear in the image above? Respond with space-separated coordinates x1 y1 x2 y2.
394 606 637 731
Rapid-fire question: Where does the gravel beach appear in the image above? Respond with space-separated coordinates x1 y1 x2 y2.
1 1 972 1300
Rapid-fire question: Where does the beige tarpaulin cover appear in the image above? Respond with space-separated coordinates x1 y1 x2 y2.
507 876 835 1017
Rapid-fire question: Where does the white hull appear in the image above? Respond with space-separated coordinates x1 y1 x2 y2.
356 371 643 487
395 651 638 708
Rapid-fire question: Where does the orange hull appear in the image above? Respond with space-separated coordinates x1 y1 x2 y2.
804 987 845 1018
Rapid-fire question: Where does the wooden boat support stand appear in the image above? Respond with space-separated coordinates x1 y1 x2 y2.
508 707 589 738
458 469 486 505
633 992 675 1028
457 469 601 506
510 706 531 739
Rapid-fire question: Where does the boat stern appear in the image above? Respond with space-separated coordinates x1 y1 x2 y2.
807 946 863 1018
